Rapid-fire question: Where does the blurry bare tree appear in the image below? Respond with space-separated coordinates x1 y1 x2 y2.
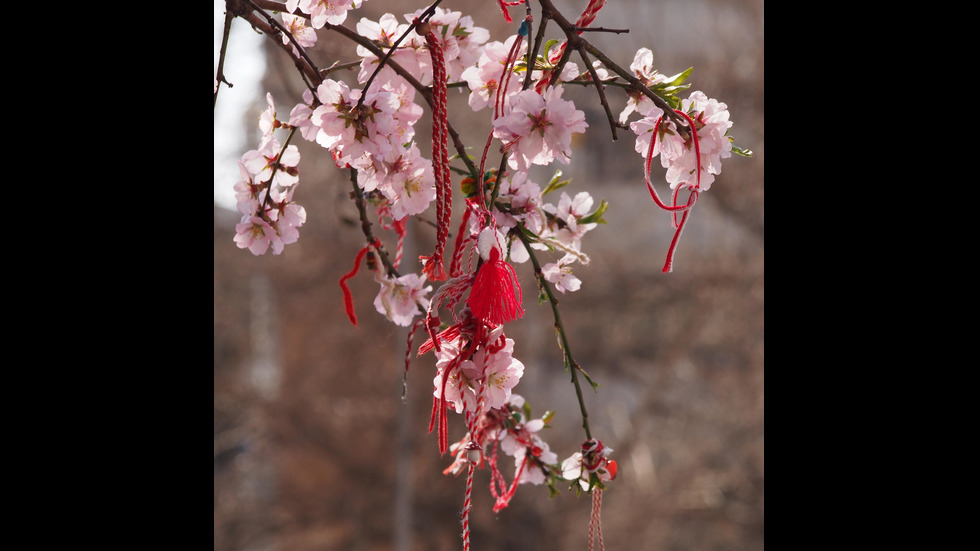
214 0 763 549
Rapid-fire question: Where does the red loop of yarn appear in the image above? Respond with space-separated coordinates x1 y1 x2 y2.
338 239 381 326
467 247 524 326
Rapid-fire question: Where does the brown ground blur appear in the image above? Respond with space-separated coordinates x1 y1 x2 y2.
215 0 763 549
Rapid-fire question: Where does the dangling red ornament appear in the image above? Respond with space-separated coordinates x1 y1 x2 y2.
467 246 524 326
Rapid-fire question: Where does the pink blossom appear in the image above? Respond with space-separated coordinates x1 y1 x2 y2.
298 0 363 29
676 90 733 191
258 92 278 140
460 35 526 112
359 142 435 218
357 14 428 86
288 89 319 142
433 339 477 414
514 441 558 485
281 13 317 55
270 191 307 246
374 272 432 327
405 7 490 81
233 160 265 216
629 106 667 160
234 215 284 256
469 336 524 410
543 191 598 252
631 90 733 191
493 86 588 171
541 254 582 294
311 79 399 170
619 48 670 123
241 136 300 190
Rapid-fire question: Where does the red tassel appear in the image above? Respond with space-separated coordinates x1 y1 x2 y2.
467 247 524 325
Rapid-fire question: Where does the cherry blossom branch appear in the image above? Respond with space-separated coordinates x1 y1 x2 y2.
233 0 322 87
349 168 399 279
535 0 691 137
322 20 481 179
514 225 594 441
356 0 445 110
214 7 235 108
260 126 298 216
576 46 619 140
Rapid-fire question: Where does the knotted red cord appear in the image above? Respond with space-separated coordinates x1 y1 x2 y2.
338 239 381 325
419 28 452 281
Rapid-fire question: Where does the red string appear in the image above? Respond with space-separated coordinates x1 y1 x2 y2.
642 112 702 273
338 239 381 325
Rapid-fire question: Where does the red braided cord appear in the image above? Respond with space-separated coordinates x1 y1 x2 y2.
421 31 452 281
462 462 475 551
575 0 607 28
589 488 605 551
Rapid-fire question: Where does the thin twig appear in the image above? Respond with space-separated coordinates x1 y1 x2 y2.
525 13 550 90
350 168 399 278
238 6 322 87
573 26 629 34
576 46 617 141
214 7 236 109
515 225 593 441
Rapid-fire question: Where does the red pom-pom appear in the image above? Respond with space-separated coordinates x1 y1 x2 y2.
467 248 524 325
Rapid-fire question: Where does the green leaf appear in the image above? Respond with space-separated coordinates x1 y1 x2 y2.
663 66 694 87
577 199 609 225
731 138 754 157
542 410 555 424
541 170 571 196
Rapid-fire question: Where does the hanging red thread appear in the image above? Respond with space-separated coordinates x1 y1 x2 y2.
490 444 526 513
643 111 702 273
449 199 483 278
419 27 452 281
338 239 381 325
467 247 524 326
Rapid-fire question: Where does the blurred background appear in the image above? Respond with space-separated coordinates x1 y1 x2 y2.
214 0 763 549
